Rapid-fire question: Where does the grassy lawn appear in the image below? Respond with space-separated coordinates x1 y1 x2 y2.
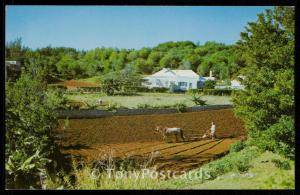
65 92 232 108
162 150 295 189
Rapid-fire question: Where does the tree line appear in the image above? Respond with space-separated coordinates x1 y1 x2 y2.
5 39 245 81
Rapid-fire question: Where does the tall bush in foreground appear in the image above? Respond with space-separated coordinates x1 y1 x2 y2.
232 6 294 157
5 63 61 188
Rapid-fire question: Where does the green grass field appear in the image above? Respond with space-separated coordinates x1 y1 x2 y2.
65 92 232 108
180 151 295 189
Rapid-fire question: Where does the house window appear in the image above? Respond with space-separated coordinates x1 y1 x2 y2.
165 81 169 86
189 83 192 88
178 82 187 87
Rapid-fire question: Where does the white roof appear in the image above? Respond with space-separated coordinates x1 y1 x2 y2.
147 68 199 78
5 61 20 65
172 70 199 77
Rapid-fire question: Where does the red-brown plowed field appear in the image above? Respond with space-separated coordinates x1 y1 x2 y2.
57 80 98 89
56 108 245 172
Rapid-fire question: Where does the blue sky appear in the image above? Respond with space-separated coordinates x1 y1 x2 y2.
6 6 273 50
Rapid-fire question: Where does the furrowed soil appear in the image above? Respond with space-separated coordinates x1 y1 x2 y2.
55 108 245 172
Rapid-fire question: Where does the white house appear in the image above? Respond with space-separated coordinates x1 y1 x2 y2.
143 68 201 91
230 75 245 90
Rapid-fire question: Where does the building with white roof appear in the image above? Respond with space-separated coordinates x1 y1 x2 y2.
5 60 21 81
230 75 246 90
143 68 201 91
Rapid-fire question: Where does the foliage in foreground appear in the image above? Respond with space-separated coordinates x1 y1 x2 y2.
44 151 166 190
232 6 295 158
5 64 62 189
43 146 261 190
43 146 295 190
185 150 294 189
200 146 260 179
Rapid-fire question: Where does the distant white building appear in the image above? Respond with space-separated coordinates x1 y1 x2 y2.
230 75 245 90
143 68 201 91
5 61 21 81
5 61 21 70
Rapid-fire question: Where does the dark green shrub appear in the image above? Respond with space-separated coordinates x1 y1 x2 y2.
247 116 294 158
102 70 142 96
203 80 216 89
202 89 232 96
271 159 291 170
5 64 62 188
234 160 252 173
187 88 232 96
175 103 187 113
136 86 169 93
136 86 151 92
204 146 260 179
152 87 169 93
230 140 246 153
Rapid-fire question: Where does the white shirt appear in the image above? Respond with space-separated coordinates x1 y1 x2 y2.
211 124 216 134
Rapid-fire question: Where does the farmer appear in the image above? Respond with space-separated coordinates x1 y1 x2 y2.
202 122 216 140
210 122 216 140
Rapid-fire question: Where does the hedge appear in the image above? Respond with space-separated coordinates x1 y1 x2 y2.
187 88 233 96
137 86 169 93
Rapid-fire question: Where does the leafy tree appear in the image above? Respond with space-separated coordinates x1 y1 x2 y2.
133 58 152 74
56 54 81 79
181 54 201 71
159 53 180 69
5 63 62 188
127 50 139 61
232 6 294 157
197 60 212 76
5 38 30 63
5 39 242 83
102 68 142 96
80 50 102 76
138 47 151 59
